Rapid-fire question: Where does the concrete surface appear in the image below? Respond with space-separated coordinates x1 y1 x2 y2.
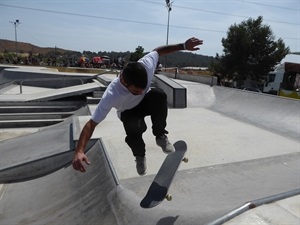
0 65 299 225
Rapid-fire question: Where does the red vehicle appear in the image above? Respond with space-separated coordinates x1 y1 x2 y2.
92 56 103 68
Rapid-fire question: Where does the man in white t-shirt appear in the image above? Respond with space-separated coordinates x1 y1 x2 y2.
72 37 203 175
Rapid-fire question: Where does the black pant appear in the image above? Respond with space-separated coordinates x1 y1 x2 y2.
121 88 168 157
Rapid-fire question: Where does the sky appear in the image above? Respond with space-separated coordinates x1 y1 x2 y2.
0 0 299 64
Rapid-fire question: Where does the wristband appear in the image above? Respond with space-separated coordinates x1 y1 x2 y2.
182 43 186 50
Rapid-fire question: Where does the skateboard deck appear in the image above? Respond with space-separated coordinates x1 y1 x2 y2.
140 140 187 208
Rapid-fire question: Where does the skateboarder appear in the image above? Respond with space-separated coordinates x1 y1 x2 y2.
72 37 203 176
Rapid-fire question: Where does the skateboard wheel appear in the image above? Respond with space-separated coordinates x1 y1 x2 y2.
182 157 188 163
165 194 172 201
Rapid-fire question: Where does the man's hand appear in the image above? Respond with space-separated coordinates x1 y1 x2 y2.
184 37 203 51
72 152 90 172
72 119 97 172
154 37 203 56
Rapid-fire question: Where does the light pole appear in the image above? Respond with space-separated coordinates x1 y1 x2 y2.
165 0 173 69
165 0 173 45
9 19 21 55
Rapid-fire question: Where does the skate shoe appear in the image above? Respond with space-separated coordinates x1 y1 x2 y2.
156 134 175 154
135 156 147 176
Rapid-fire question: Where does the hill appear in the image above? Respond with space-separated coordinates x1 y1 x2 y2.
0 39 71 55
0 39 214 67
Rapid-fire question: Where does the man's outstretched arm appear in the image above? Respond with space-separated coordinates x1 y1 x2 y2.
153 37 203 56
72 119 98 172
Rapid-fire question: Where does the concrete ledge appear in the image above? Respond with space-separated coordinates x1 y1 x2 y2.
0 119 64 128
154 74 187 108
160 71 217 86
97 73 116 86
0 112 73 120
87 97 101 104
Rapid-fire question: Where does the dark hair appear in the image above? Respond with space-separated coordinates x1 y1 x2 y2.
122 62 148 89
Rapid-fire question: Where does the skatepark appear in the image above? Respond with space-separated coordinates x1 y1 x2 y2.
0 64 299 225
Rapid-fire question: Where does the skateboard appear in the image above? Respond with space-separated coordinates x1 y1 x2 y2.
140 140 188 208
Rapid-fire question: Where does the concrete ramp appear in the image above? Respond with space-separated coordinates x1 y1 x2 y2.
210 86 299 140
0 125 75 183
0 106 98 183
0 140 119 225
179 80 300 140
0 139 205 225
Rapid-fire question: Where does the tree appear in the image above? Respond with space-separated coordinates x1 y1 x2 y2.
212 16 290 86
129 46 145 62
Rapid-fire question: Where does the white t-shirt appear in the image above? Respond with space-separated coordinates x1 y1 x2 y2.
91 51 159 123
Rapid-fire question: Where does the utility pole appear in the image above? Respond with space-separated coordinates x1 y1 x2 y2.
9 19 21 55
165 0 173 70
55 46 57 66
166 0 173 45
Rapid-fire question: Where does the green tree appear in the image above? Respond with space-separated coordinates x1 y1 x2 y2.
130 46 145 62
212 16 290 86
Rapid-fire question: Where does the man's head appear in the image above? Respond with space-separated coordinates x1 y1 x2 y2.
121 62 148 95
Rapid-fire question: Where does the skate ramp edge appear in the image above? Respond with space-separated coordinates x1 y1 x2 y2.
208 86 299 140
0 139 119 225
